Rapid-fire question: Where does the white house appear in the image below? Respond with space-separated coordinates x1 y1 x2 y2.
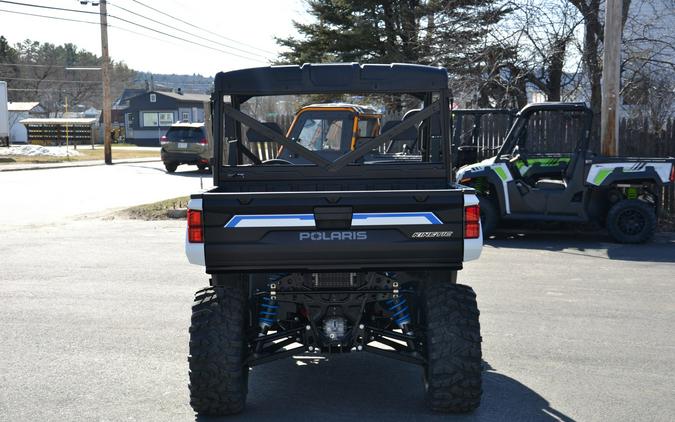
7 102 47 143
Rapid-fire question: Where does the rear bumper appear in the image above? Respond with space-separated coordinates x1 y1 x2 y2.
161 150 208 164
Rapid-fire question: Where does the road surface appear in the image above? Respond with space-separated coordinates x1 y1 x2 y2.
0 162 211 226
1 218 674 421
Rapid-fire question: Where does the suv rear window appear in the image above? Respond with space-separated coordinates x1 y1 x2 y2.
166 127 205 142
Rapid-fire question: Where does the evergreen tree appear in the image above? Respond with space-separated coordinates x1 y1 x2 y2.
276 0 508 82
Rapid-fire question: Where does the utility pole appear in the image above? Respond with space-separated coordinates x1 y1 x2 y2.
600 0 623 156
99 0 112 164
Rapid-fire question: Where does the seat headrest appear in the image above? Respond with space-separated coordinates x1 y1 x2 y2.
380 120 417 141
246 122 284 142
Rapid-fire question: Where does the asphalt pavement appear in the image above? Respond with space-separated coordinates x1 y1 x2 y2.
1 218 674 421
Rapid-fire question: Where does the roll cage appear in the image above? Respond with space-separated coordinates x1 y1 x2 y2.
495 102 593 159
210 63 454 186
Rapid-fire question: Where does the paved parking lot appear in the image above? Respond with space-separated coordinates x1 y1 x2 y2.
1 218 673 421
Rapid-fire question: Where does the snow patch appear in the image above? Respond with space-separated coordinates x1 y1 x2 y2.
0 145 81 157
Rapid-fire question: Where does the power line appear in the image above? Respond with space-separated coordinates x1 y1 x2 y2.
7 87 83 91
0 63 66 68
107 1 269 60
2 77 101 84
0 0 100 16
0 1 267 63
128 0 277 55
106 12 267 63
0 6 99 25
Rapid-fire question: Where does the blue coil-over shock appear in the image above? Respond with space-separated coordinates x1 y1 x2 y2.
386 297 411 330
258 296 279 334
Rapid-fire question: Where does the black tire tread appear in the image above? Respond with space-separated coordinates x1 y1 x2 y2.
188 283 248 416
424 281 482 413
606 199 656 243
165 162 178 173
478 195 499 237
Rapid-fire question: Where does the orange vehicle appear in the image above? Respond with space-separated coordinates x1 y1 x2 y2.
274 103 382 163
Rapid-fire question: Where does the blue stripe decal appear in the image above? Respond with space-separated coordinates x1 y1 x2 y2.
353 212 442 225
225 214 314 228
224 212 442 228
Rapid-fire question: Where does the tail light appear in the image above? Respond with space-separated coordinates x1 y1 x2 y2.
464 204 480 239
187 209 204 243
198 138 208 145
670 164 674 183
160 135 169 145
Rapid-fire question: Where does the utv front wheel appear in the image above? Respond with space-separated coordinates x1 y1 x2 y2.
606 199 656 243
189 283 249 416
423 281 482 413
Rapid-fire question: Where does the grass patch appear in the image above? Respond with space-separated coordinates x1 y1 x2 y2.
0 148 158 164
120 196 190 220
111 143 143 147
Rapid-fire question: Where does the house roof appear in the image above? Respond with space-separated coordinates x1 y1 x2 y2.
156 91 210 102
118 88 146 102
20 118 98 125
8 102 42 112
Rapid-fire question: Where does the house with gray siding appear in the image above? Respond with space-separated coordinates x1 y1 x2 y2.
121 90 210 145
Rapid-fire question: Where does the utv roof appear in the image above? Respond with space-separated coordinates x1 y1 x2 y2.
300 103 381 115
170 122 205 128
517 102 589 115
214 63 448 96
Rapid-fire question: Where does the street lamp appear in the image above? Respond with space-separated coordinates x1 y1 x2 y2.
80 0 112 164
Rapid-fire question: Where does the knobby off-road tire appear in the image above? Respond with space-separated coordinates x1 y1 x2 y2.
423 281 482 413
606 199 656 244
478 195 498 237
189 283 249 416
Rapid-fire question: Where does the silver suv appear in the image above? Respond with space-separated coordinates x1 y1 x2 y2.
160 122 211 173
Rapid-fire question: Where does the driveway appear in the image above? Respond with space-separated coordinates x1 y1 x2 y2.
1 220 673 421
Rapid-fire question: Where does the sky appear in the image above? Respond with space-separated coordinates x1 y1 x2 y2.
0 0 308 76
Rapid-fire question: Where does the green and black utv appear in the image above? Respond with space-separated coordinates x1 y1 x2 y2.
456 102 675 243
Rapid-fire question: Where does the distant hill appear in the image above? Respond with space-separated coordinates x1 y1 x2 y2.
134 72 213 95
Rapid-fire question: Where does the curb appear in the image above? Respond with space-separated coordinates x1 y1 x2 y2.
0 158 161 172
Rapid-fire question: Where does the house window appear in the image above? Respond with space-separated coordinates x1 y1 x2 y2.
150 93 157 103
159 112 174 126
142 112 174 127
181 112 190 122
142 112 159 127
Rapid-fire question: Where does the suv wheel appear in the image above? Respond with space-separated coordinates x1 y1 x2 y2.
189 281 249 416
606 199 656 243
164 162 178 173
423 280 482 413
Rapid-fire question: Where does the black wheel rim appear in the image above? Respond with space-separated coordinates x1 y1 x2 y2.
617 208 646 235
